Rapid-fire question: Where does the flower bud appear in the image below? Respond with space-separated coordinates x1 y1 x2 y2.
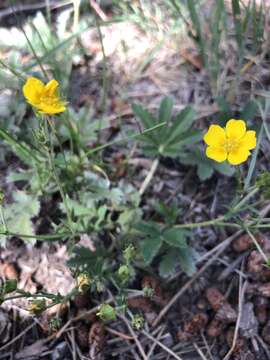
96 304 116 322
29 298 46 315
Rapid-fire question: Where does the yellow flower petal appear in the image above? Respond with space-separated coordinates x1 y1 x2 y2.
204 125 226 147
227 148 250 165
206 146 227 162
226 119 246 140
23 77 44 105
45 79 59 96
38 102 66 114
241 130 256 150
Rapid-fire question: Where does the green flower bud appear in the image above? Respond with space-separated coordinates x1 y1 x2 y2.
29 298 47 315
143 286 154 298
118 265 130 284
96 304 116 322
123 245 136 263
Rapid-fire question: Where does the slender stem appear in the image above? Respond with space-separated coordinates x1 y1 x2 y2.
95 13 108 115
9 0 49 81
246 228 268 262
0 58 25 81
0 230 78 241
85 121 166 157
139 158 159 196
44 119 74 233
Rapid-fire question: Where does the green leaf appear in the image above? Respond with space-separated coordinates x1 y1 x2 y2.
214 161 235 176
159 250 179 277
177 247 196 276
197 163 214 180
0 191 40 244
132 103 157 131
163 228 188 248
158 97 173 124
0 127 40 165
180 149 234 180
164 106 196 146
134 221 161 237
139 236 162 265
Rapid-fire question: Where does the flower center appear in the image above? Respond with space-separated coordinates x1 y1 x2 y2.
223 138 240 153
40 94 58 107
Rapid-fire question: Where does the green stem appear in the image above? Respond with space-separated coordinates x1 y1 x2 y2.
0 58 25 81
44 119 74 234
0 230 78 241
85 121 166 157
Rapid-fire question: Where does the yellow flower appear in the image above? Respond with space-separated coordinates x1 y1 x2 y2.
204 119 256 165
23 77 66 115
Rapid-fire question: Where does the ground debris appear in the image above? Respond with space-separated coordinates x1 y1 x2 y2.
177 312 208 341
239 302 258 338
232 233 265 253
89 321 105 359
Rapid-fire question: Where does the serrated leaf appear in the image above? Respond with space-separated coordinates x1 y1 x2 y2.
177 247 196 276
134 221 161 237
139 236 162 265
159 250 179 277
163 228 188 248
67 246 106 276
158 97 173 124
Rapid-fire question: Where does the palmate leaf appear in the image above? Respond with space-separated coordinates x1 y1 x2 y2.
67 246 107 275
180 149 234 180
162 106 196 146
132 97 200 158
177 247 197 276
139 236 162 265
162 228 188 248
159 249 179 277
158 97 174 124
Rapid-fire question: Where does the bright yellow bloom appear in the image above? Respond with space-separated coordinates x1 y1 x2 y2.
23 77 66 115
204 119 256 165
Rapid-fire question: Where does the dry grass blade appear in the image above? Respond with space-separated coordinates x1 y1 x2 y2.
142 330 184 360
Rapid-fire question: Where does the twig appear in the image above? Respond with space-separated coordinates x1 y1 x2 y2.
193 342 208 360
152 232 237 327
118 314 148 360
223 275 248 360
105 326 134 341
146 325 166 359
200 331 215 360
0 322 36 352
139 158 159 196
142 330 184 360
89 0 107 21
